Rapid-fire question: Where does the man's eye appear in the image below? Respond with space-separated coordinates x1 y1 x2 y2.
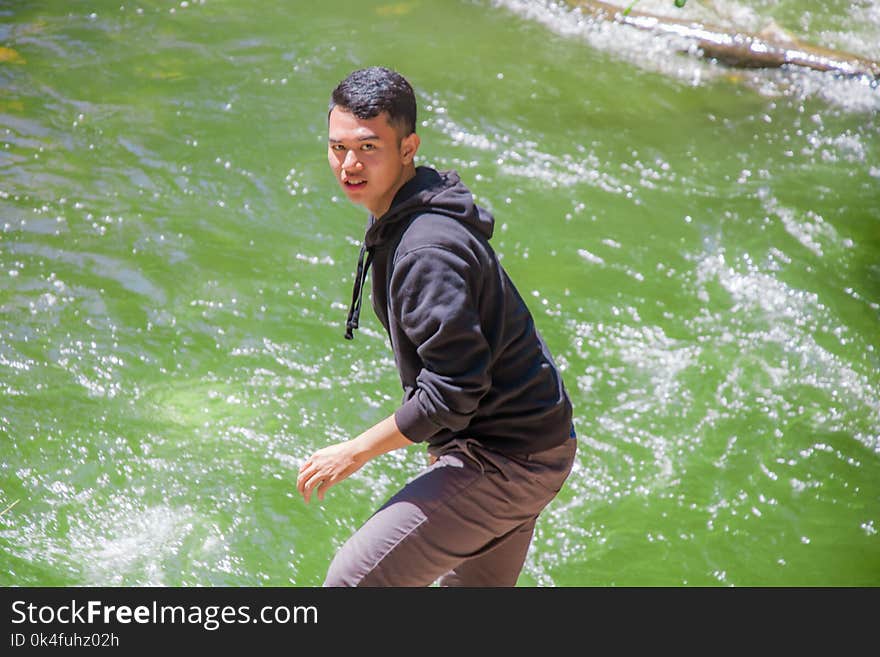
361 143 376 151
331 144 345 151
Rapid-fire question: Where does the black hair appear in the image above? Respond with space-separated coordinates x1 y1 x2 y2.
329 66 417 137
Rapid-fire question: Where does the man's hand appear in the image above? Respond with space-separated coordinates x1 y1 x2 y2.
297 441 363 504
295 413 414 504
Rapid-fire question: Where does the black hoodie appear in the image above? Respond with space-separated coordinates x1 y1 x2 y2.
345 166 573 455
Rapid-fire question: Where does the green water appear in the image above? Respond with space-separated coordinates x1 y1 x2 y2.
1 0 878 586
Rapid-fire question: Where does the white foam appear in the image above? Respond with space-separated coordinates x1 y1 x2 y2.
759 189 851 259
494 0 880 113
69 504 195 586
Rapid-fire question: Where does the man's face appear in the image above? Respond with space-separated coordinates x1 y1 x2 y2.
327 107 419 218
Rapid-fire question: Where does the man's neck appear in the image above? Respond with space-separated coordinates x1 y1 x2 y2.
370 165 417 219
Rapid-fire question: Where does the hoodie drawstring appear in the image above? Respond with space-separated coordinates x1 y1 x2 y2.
344 243 374 340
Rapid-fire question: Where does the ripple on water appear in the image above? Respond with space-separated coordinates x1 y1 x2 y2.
690 247 880 449
5 242 167 305
430 111 642 196
547 217 879 582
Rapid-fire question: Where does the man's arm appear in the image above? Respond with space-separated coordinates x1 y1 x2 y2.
390 245 492 442
296 413 414 503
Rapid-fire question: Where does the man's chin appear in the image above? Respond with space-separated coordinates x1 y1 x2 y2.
339 185 372 209
341 183 368 199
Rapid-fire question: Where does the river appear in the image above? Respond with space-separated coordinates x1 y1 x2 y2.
1 0 878 585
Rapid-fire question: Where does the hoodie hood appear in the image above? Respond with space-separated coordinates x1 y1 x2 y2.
344 167 493 339
365 167 494 249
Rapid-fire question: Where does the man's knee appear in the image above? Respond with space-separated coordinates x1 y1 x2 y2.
323 538 377 586
322 501 430 587
323 554 408 587
323 553 359 587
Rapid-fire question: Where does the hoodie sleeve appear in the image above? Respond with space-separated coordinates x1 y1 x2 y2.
390 245 492 442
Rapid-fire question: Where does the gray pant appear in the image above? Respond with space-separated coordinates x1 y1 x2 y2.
323 434 577 587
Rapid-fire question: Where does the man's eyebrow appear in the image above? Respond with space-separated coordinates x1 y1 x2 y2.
328 134 381 143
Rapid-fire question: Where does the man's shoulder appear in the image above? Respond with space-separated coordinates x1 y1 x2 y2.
395 212 481 259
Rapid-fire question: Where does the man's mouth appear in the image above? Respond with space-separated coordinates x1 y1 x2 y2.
343 178 367 189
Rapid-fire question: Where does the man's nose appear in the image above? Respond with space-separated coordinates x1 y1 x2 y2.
342 149 361 170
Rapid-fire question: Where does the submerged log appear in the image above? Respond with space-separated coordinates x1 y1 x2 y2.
568 0 880 79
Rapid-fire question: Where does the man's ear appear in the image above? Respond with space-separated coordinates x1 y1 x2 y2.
401 132 420 164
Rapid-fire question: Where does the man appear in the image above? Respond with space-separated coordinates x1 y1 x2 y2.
296 66 576 587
